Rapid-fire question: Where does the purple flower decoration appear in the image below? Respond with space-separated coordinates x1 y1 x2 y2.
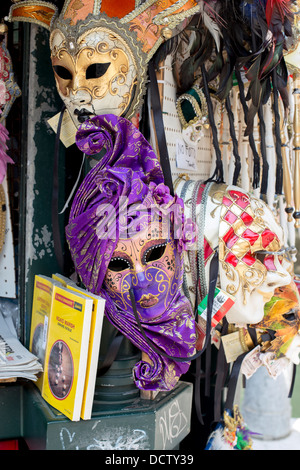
178 218 198 252
149 182 174 208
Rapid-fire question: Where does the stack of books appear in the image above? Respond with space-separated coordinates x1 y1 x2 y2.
29 273 105 422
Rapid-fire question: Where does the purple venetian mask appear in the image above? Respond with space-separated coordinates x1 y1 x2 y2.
103 203 182 321
66 115 197 391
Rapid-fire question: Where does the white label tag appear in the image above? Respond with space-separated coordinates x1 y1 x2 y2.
221 331 246 363
175 138 197 171
261 352 290 378
47 110 77 148
241 345 262 379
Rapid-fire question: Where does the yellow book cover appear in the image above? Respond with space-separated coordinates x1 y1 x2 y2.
42 285 93 422
29 275 55 392
67 285 105 420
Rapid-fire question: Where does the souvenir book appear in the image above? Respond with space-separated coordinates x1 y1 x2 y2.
67 285 105 420
29 275 55 391
53 274 105 420
37 279 93 421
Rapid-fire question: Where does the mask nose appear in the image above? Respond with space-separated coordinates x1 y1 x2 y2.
69 88 92 106
135 271 150 289
265 256 292 290
133 263 150 289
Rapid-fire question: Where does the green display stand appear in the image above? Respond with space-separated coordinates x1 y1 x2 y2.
22 381 193 450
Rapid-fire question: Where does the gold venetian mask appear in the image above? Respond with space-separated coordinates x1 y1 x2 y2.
50 24 142 126
9 0 200 126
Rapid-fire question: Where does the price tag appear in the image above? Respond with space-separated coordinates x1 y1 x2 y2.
175 138 197 171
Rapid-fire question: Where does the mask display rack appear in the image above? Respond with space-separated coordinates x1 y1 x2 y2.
0 176 16 298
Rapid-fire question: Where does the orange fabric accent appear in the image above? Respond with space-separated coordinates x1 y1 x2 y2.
11 5 56 27
100 0 136 18
129 0 197 54
63 0 94 25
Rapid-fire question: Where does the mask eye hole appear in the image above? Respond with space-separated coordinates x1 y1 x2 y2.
86 63 111 79
256 252 266 264
144 244 167 264
53 65 72 80
283 311 296 322
108 258 130 272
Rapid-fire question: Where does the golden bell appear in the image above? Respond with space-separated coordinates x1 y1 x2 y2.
161 27 172 40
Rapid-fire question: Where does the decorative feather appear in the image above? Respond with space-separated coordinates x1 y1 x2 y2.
215 0 254 100
178 15 215 93
262 0 293 75
242 0 269 38
205 427 233 450
265 0 292 28
198 0 223 52
174 1 224 93
152 35 179 70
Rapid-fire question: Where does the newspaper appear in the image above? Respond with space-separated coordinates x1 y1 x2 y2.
0 311 42 381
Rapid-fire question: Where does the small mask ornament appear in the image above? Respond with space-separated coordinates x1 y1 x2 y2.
66 114 197 391
176 85 209 146
205 405 254 451
8 0 200 126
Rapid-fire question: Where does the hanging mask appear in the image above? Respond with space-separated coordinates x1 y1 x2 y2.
8 0 200 126
0 42 21 122
66 173 197 391
66 114 197 391
176 180 293 327
217 187 292 325
177 180 294 327
253 281 300 364
176 85 209 146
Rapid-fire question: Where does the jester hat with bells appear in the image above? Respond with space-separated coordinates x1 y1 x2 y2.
8 0 200 126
